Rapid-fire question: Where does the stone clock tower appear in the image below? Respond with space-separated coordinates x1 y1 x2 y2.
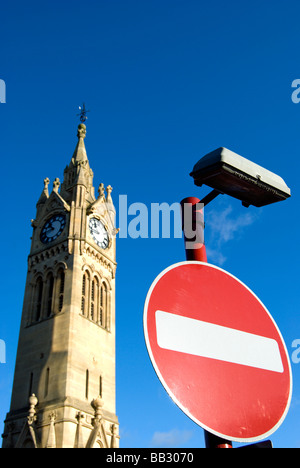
2 122 120 448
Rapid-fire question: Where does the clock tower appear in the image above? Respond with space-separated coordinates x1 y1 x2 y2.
2 122 120 448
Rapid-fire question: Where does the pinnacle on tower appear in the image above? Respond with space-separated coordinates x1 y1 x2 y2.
72 123 88 163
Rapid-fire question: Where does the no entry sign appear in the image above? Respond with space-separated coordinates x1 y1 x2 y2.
143 261 292 443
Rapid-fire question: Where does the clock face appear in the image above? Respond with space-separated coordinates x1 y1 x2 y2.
40 214 66 244
89 218 109 249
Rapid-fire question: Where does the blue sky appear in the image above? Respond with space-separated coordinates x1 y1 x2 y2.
1 0 300 448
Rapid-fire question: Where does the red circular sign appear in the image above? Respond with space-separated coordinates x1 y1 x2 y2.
144 261 292 442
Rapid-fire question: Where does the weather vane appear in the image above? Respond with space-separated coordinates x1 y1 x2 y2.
77 103 90 123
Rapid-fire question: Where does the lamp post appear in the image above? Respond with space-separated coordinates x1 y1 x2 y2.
181 146 291 448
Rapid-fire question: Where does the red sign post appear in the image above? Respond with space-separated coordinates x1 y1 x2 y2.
143 261 292 444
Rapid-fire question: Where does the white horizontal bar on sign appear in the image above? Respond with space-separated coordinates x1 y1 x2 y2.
155 310 284 373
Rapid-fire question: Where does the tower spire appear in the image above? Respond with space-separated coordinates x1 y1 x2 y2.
72 123 88 163
73 102 89 162
60 119 95 203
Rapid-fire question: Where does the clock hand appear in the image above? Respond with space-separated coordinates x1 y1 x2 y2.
45 221 60 235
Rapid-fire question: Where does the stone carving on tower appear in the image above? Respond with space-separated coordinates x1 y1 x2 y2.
2 119 120 448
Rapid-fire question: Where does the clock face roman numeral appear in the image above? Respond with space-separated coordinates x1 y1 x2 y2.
40 214 66 244
101 235 109 248
89 218 109 250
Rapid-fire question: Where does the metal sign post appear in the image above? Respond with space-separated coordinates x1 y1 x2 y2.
180 197 233 449
179 197 291 448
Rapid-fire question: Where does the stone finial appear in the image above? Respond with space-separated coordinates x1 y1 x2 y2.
36 177 50 207
49 411 56 422
76 411 84 423
98 183 105 200
77 123 86 140
106 185 113 206
74 412 85 449
105 185 116 217
91 396 104 421
28 394 38 425
106 185 113 197
53 178 60 193
110 424 118 448
44 177 50 195
29 393 38 407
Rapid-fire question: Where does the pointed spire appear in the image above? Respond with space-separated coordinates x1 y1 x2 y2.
37 178 50 206
15 394 38 448
72 123 88 163
111 424 118 448
74 412 85 449
106 185 116 221
106 185 113 204
45 412 57 448
34 177 51 224
60 121 95 204
53 177 60 193
98 183 106 202
86 397 109 448
87 183 107 214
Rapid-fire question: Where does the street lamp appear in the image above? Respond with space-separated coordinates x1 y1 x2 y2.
181 146 291 448
190 147 291 208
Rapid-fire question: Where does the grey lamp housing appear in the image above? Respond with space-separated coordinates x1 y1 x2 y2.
190 147 291 208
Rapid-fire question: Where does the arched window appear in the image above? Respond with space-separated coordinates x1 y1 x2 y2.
85 369 89 400
99 375 103 398
35 277 43 322
56 269 65 313
80 273 110 330
81 274 86 315
99 282 108 329
81 271 90 317
105 284 111 332
46 273 54 318
91 279 95 321
91 277 99 323
45 367 50 398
